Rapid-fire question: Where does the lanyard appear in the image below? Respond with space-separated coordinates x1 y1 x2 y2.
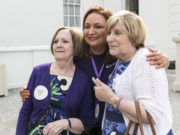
89 50 105 78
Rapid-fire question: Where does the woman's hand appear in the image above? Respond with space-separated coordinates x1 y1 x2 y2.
20 87 30 102
94 78 117 105
146 48 169 69
43 119 68 135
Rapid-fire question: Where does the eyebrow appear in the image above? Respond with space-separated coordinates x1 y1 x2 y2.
85 22 105 26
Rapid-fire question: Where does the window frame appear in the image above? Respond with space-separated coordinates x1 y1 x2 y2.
63 0 81 27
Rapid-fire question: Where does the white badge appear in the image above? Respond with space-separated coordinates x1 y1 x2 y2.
95 104 100 118
57 75 72 91
34 85 48 100
110 132 117 135
105 62 116 68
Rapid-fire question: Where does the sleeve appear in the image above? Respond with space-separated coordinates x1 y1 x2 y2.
79 77 95 130
16 68 36 135
132 52 169 126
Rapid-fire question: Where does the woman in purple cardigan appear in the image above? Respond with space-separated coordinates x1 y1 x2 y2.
16 27 94 135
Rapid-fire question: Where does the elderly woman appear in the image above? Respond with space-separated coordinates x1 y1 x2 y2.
16 27 94 135
94 11 173 135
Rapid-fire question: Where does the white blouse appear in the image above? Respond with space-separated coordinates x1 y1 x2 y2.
112 48 172 135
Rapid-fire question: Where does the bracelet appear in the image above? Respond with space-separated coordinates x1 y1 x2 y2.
116 97 124 110
113 96 120 108
67 118 71 129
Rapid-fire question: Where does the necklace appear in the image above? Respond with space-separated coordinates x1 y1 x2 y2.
89 49 105 78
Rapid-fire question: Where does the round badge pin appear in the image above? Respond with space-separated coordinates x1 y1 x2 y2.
34 85 48 100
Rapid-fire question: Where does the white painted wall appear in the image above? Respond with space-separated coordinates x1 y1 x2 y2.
82 0 102 13
169 0 180 60
139 0 177 60
0 46 53 89
81 0 124 19
0 0 61 89
103 0 124 13
169 0 180 37
0 0 62 47
139 0 169 50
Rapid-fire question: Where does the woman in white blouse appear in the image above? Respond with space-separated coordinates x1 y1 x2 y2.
94 10 173 135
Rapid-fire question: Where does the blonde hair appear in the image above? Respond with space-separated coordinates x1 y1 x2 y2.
106 10 147 50
51 26 83 58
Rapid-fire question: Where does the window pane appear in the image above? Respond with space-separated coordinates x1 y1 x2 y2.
63 0 68 3
64 16 68 26
70 16 74 26
75 0 80 4
69 0 74 3
126 0 139 14
75 5 80 15
63 0 81 27
63 4 68 15
75 16 80 27
69 5 74 15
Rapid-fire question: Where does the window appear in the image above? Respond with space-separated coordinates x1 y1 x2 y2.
126 0 139 14
63 0 81 27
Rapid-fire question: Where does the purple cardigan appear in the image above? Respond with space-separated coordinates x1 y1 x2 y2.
16 63 94 135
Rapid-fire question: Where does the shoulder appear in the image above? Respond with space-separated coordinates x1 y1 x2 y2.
132 48 166 73
33 62 51 72
128 48 152 74
131 48 150 66
134 48 149 60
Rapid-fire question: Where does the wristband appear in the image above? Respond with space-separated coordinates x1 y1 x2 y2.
116 97 123 110
67 118 71 129
113 96 120 108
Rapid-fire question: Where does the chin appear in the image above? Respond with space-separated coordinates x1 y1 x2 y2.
109 50 117 57
55 56 64 60
88 42 99 48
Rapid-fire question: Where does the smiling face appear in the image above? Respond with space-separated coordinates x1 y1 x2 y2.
83 13 107 50
52 29 74 61
107 22 136 61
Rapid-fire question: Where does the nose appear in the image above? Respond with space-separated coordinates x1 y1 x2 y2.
88 27 95 34
57 41 63 47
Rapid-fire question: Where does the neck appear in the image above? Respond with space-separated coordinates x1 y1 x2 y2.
51 59 75 77
118 47 137 62
90 45 107 55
